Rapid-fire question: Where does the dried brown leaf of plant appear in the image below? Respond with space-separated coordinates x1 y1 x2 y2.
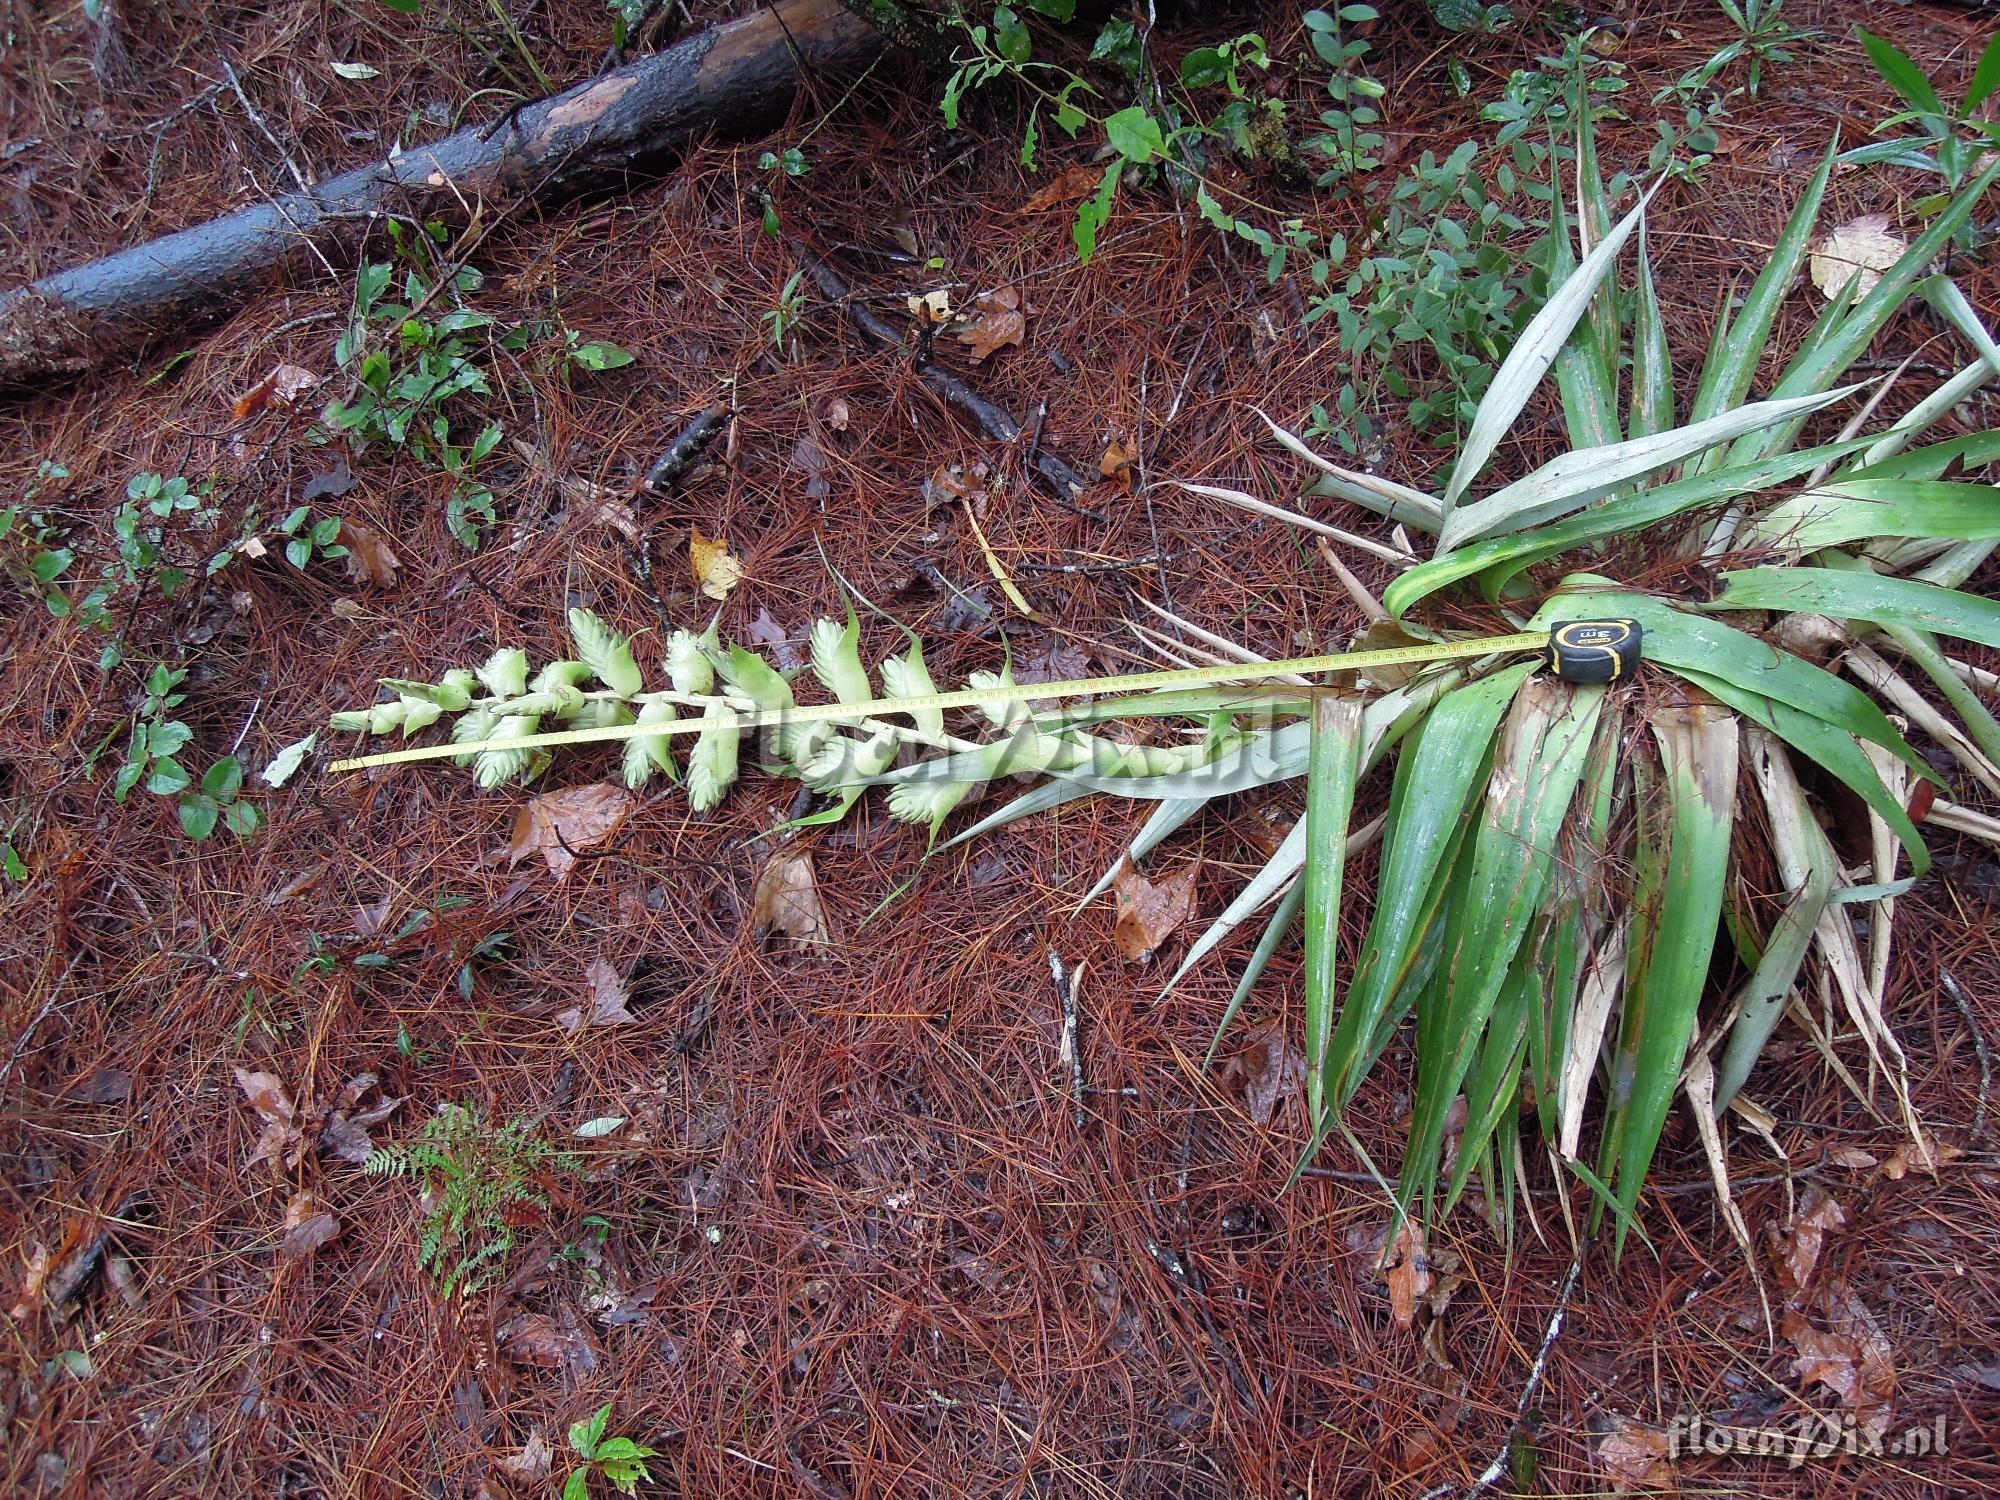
1384 1217 1430 1332
319 1073 403 1164
338 517 401 589
506 785 638 883
1111 858 1196 963
956 286 1025 363
1224 1020 1305 1126
1767 1185 1845 1296
1021 163 1100 212
279 1191 340 1261
1595 1416 1675 1494
1099 435 1138 489
752 848 830 945
1784 1286 1897 1441
690 527 743 601
557 957 638 1033
232 362 318 420
236 1067 306 1169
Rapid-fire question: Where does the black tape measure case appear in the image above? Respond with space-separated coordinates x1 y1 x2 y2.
1545 619 1643 684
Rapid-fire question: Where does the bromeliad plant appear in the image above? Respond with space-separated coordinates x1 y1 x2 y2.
1223 127 2000 1249
328 125 1999 1257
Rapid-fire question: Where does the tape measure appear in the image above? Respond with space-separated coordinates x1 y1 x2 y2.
327 619 1643 773
1544 618 1642 684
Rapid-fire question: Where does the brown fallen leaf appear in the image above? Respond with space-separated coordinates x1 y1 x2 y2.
496 1433 553 1480
751 848 830 945
507 785 639 883
496 1309 601 1381
1879 1133 1960 1180
1595 1414 1674 1494
8 1242 51 1322
1827 1146 1878 1170
1785 1287 1896 1441
1223 1021 1305 1126
236 1067 306 1170
232 362 319 420
690 527 743 602
1100 435 1138 488
956 286 1026 363
1111 858 1196 963
1767 1185 1845 1296
338 517 401 589
1383 1217 1431 1332
318 1073 403 1164
557 957 638 1033
1021 163 1102 212
279 1191 340 1261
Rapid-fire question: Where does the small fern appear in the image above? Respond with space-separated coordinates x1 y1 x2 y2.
365 1103 578 1295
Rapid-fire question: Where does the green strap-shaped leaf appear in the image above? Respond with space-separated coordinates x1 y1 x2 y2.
1403 676 1605 1215
1443 184 1653 509
1443 939 1535 1215
1599 703 1737 1257
1707 565 2000 647
1545 162 1620 455
1539 582 1929 777
1324 664 1533 1111
1435 387 1856 553
1629 216 1674 442
1741 478 2000 552
1302 697 1367 1132
1686 141 1836 459
1384 438 1878 618
1733 152 2000 462
1674 667 1929 881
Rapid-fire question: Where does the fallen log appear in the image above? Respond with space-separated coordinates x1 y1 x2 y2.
0 0 883 389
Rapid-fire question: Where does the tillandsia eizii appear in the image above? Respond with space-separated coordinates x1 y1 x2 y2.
328 106 2000 1258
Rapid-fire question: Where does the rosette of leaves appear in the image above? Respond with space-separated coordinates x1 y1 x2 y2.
1181 128 2000 1251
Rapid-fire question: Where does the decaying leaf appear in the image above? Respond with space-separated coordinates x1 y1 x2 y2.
1224 1021 1305 1126
318 1073 403 1164
690 528 743 602
236 1067 306 1170
1100 436 1138 487
557 957 638 1033
1595 1415 1674 1494
496 1309 600 1381
8 1242 51 1322
1383 1217 1431 1332
232 362 319 420
1784 1287 1896 1441
1767 1186 1845 1296
751 848 830 945
1111 859 1196 963
506 785 638 883
1810 214 1906 301
338 517 401 589
496 1433 553 1480
1022 163 1102 212
279 1191 340 1261
956 286 1026 362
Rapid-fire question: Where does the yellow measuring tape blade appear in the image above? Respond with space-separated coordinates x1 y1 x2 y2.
328 629 1552 773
